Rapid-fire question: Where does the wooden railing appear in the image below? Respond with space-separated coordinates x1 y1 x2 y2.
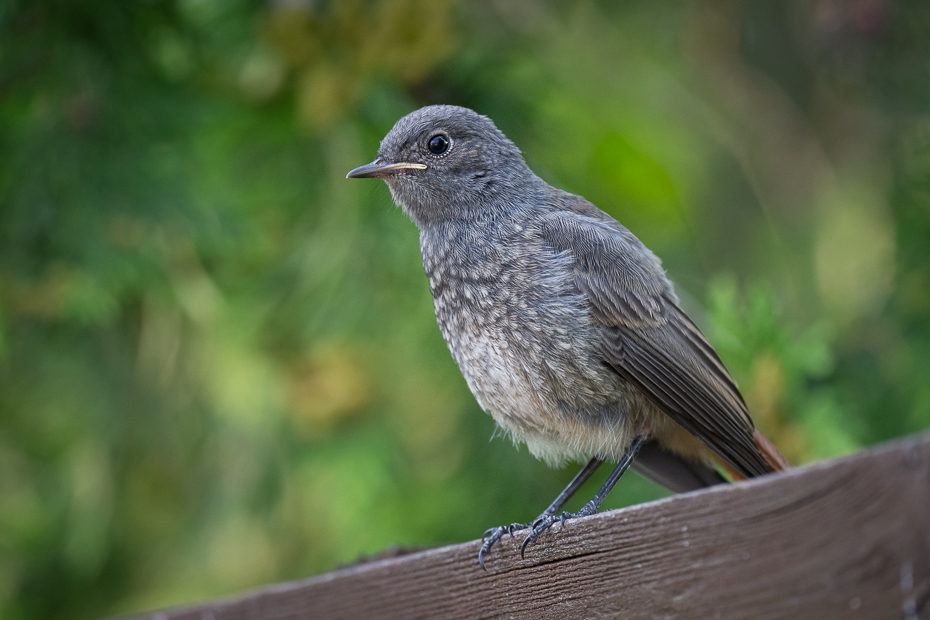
130 432 930 620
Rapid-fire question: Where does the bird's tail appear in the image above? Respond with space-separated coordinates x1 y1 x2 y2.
631 439 728 493
752 428 791 471
714 429 791 482
634 430 791 493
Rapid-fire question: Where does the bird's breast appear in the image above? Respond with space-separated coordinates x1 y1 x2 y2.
420 224 634 464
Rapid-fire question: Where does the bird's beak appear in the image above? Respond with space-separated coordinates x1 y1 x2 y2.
345 159 427 179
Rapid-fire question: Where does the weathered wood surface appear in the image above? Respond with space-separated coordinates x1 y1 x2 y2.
136 432 930 620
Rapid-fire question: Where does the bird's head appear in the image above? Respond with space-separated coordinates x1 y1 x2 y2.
347 105 537 227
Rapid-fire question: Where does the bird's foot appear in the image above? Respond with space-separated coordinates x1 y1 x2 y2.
478 522 533 570
519 500 599 558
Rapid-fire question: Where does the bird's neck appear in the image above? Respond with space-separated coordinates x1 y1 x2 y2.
398 166 547 230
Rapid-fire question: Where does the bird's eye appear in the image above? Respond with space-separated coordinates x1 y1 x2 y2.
427 134 450 155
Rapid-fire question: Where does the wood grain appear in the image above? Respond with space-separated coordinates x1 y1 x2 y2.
133 432 930 620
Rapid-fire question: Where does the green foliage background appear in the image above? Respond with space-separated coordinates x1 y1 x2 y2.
2 1 929 617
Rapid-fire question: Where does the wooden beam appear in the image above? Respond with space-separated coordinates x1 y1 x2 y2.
134 432 930 620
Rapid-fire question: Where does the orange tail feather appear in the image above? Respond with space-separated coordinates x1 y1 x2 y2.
714 429 791 481
753 428 791 472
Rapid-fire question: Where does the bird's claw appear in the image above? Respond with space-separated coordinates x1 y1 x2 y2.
479 501 601 567
478 522 532 570
519 502 599 558
520 513 561 557
481 522 526 542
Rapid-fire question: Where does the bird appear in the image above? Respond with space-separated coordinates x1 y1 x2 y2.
346 105 790 569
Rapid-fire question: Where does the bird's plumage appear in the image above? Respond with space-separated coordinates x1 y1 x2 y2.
536 191 771 476
347 105 788 555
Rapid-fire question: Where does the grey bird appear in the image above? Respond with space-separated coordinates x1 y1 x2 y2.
347 105 789 568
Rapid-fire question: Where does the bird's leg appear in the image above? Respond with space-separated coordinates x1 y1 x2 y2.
520 434 648 558
478 456 603 570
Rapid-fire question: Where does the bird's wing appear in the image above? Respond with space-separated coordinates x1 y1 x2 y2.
539 201 772 477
